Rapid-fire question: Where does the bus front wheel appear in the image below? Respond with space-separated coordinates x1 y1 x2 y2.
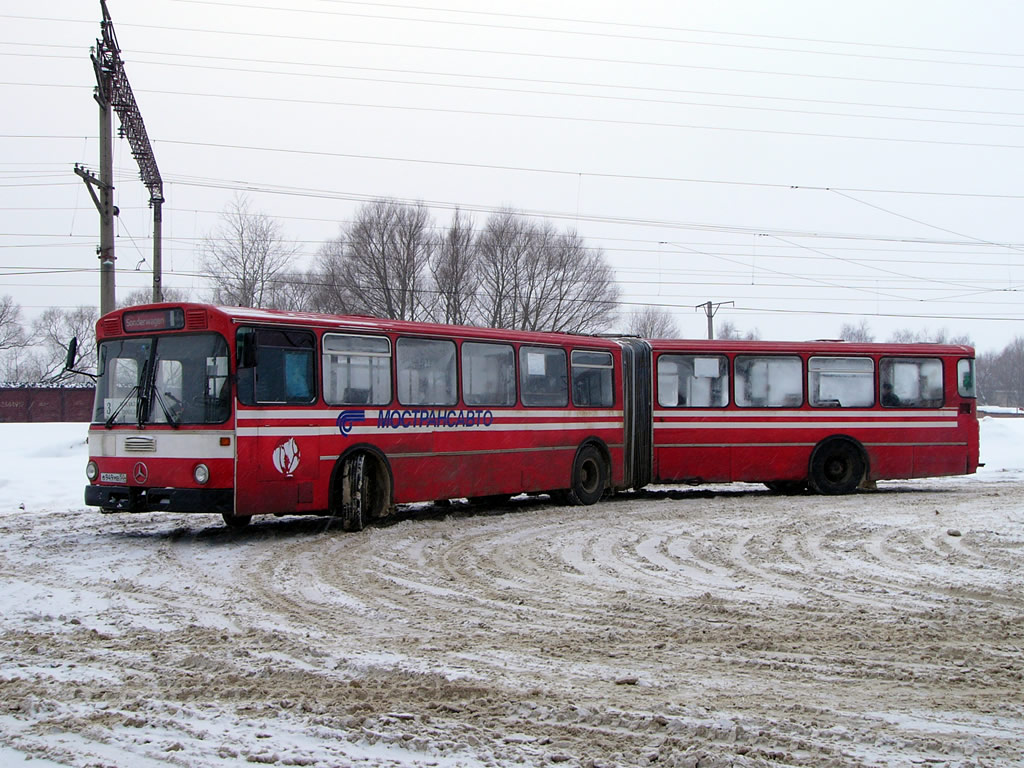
336 452 390 532
221 511 252 529
808 439 865 495
567 445 607 506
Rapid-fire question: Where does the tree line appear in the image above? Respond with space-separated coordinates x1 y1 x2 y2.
3 195 1022 408
203 196 620 336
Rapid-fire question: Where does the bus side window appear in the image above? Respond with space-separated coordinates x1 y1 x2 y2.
462 341 516 406
657 354 728 408
808 357 874 408
397 337 457 406
571 350 614 408
735 355 802 408
520 347 568 407
879 357 944 408
239 328 316 405
323 334 392 406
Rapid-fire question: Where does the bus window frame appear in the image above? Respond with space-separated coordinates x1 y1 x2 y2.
519 345 569 408
734 354 804 409
237 326 318 407
322 332 393 407
395 336 458 407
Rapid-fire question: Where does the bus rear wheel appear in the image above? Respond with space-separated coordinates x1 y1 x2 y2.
809 439 865 495
567 445 607 506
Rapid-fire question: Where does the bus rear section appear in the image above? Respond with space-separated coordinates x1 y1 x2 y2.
649 340 979 493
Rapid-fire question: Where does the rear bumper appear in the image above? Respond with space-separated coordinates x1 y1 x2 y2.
85 485 233 514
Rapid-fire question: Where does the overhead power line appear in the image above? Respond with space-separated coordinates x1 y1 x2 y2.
4 13 1024 94
8 43 1024 121
170 0 1024 71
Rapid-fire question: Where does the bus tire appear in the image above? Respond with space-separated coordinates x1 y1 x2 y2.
808 439 865 495
335 451 391 532
567 444 607 506
221 511 252 529
339 453 369 532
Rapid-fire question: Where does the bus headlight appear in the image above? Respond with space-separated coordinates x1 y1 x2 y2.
194 463 210 485
86 461 99 481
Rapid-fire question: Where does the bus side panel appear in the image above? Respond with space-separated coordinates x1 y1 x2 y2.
653 445 732 484
235 431 320 517
865 445 915 481
731 445 807 483
384 421 623 503
913 446 970 478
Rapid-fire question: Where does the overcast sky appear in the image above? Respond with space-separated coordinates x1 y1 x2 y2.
3 0 1023 351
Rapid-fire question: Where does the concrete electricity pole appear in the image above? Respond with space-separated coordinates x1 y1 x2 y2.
696 300 733 340
78 0 164 316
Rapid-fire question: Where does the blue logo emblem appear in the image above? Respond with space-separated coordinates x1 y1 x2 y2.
336 410 365 436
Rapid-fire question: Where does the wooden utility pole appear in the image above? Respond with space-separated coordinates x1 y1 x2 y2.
79 0 164 316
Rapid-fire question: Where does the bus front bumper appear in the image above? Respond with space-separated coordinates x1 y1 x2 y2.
85 485 233 514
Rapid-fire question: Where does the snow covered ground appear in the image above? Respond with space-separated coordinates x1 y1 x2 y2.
1 418 1022 767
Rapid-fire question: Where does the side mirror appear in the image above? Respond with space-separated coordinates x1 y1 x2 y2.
64 337 79 372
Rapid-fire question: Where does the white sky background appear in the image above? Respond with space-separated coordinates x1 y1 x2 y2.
2 0 1024 351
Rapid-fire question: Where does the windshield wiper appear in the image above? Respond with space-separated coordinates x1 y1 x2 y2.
105 358 148 429
152 388 180 428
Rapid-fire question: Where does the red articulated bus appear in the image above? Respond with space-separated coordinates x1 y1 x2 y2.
82 304 979 528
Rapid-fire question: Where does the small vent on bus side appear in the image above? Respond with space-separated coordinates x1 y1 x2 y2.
184 309 208 330
103 318 120 336
124 436 157 453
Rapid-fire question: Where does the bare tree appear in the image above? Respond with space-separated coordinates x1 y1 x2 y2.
476 211 618 333
976 336 1024 407
839 320 874 342
200 194 299 308
28 306 99 382
316 199 433 321
889 327 972 345
717 320 760 340
310 237 355 314
428 208 477 325
0 295 27 352
270 270 322 312
626 305 679 338
476 209 534 330
118 286 190 309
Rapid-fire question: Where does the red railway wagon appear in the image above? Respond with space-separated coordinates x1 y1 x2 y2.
83 304 651 528
81 303 978 529
648 338 980 493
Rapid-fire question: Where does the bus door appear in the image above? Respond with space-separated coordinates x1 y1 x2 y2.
234 326 320 517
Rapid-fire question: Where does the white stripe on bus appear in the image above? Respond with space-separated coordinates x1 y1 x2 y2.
655 441 967 449
237 421 625 438
237 408 624 420
654 421 956 430
652 408 956 419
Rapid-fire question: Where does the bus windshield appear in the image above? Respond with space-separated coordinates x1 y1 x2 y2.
93 333 231 426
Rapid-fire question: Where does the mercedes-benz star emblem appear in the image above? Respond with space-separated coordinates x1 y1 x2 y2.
133 462 149 484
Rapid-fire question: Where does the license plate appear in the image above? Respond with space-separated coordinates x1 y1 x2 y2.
100 472 127 483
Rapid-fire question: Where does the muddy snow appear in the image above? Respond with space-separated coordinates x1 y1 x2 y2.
1 420 1022 767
